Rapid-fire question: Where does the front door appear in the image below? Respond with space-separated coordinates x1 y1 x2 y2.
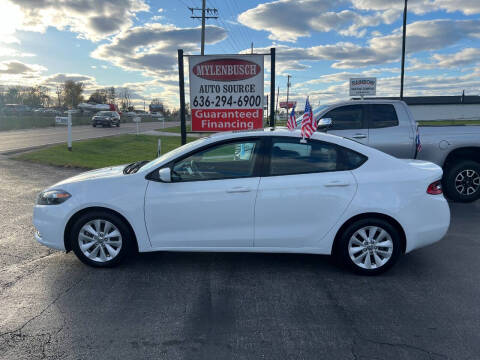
323 104 369 146
144 138 263 248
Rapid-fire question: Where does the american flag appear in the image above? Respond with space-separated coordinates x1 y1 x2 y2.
287 107 296 130
301 97 316 139
416 126 422 153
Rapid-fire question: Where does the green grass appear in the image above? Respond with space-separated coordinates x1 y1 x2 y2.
417 119 480 126
157 124 190 133
160 119 480 131
16 134 195 169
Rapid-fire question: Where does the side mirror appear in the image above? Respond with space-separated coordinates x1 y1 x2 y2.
317 118 332 132
158 167 171 182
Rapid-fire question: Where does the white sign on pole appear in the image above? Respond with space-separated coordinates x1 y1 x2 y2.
55 116 68 125
349 78 376 97
188 54 264 132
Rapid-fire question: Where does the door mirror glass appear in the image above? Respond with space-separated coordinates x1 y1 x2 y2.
159 167 171 182
317 118 332 131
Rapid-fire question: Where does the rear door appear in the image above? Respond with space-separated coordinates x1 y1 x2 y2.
254 136 361 249
366 103 415 158
324 104 369 145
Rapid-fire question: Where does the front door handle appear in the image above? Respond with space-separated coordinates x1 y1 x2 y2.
226 187 252 193
324 180 350 187
352 134 367 139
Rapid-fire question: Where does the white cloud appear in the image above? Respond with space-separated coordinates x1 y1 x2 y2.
4 0 149 41
351 0 480 15
237 0 401 42
91 23 227 76
0 60 45 74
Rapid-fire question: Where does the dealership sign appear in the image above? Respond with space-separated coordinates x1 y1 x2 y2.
349 77 376 96
279 101 297 109
189 55 264 132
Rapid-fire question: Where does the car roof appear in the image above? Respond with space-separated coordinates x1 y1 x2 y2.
319 99 405 108
202 127 370 153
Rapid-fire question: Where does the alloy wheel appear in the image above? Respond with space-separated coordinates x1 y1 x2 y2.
78 219 123 263
455 169 480 196
348 226 393 269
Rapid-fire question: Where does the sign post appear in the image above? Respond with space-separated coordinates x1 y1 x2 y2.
133 116 141 135
178 49 187 145
67 111 72 151
270 48 275 128
55 115 72 151
349 78 376 98
188 54 265 132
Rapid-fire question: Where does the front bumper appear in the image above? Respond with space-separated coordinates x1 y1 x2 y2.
33 205 67 251
92 118 113 126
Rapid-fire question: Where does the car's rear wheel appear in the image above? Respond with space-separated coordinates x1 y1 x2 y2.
70 211 133 267
92 124 96 127
443 160 480 203
336 218 401 275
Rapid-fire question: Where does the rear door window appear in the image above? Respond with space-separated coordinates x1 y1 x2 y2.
268 137 367 176
368 104 399 128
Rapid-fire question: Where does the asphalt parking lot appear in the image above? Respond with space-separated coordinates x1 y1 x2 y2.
0 155 479 360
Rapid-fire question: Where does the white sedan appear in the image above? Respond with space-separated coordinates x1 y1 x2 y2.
33 129 450 275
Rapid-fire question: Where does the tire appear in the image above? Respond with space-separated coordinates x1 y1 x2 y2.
335 218 402 275
443 160 480 203
92 124 96 127
117 122 120 127
70 210 134 267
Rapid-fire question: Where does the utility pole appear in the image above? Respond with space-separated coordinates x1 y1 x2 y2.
286 75 291 115
189 1 218 55
400 0 408 99
275 86 279 118
251 42 253 54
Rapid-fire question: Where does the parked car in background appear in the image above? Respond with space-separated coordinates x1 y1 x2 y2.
33 129 450 274
297 100 480 202
1 104 31 114
92 111 120 127
151 112 165 120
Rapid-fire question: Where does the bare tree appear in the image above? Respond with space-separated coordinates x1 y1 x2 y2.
118 88 132 111
55 85 63 107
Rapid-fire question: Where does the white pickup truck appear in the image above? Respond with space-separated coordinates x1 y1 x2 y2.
298 100 480 202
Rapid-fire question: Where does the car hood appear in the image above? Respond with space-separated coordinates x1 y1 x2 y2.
52 165 127 187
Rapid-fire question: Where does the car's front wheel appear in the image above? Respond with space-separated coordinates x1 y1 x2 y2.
336 218 401 275
70 211 133 267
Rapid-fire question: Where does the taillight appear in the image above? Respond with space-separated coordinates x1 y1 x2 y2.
427 180 442 195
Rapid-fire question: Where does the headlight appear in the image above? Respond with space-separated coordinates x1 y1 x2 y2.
37 190 71 205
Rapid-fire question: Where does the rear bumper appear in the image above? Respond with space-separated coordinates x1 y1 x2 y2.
404 195 450 253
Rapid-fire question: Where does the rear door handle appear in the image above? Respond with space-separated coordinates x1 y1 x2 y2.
324 180 350 187
226 187 252 193
352 134 367 139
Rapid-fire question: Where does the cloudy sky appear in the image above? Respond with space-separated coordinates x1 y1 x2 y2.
0 0 479 109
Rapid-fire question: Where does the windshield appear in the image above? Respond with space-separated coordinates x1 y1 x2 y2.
140 137 209 172
294 105 330 126
97 111 112 116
